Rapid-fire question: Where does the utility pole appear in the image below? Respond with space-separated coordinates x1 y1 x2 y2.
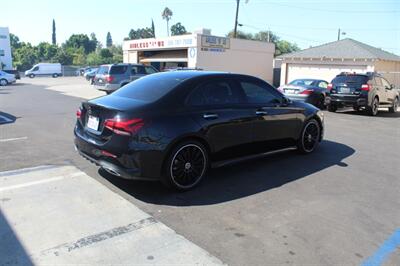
337 28 341 41
233 0 240 38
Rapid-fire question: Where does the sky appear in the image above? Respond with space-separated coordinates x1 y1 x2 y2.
2 0 399 54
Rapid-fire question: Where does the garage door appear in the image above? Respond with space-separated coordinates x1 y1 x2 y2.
287 64 367 83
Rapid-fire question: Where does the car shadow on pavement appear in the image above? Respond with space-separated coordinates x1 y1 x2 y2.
99 140 355 206
0 209 34 266
0 111 17 125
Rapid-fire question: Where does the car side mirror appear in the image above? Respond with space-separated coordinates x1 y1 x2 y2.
390 84 395 90
281 97 290 106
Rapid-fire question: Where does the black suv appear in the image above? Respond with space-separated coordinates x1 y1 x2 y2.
326 72 399 116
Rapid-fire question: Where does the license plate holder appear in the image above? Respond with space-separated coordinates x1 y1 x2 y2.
87 115 100 131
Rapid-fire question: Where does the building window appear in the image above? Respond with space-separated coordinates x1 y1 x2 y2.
0 35 7 39
0 50 5 56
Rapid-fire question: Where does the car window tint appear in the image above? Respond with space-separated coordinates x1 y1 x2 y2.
110 65 128 75
290 79 314 86
319 81 328 88
381 78 390 88
240 81 280 104
188 81 242 106
131 66 146 75
112 73 185 102
332 75 368 85
33 66 39 71
374 77 382 86
145 66 157 74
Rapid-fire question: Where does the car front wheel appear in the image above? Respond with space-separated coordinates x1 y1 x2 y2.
389 97 398 113
297 119 321 154
0 79 8 86
163 140 209 191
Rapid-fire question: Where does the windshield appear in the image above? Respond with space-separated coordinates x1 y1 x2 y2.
289 79 316 86
112 73 186 102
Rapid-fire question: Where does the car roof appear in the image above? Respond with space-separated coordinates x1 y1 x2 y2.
150 70 257 80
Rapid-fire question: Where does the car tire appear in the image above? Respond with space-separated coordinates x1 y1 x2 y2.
367 97 379 116
52 73 59 78
29 74 35 78
353 105 361 112
328 104 337 112
162 140 209 191
297 119 321 154
0 79 8 86
389 97 398 113
317 95 326 109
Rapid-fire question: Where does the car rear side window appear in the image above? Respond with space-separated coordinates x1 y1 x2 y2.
112 73 185 102
145 66 157 74
381 78 390 88
187 81 242 106
110 65 128 75
240 81 281 104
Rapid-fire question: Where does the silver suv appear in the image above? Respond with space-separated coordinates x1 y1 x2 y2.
93 63 158 94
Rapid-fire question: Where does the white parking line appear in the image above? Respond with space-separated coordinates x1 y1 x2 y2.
0 172 84 192
0 136 28 143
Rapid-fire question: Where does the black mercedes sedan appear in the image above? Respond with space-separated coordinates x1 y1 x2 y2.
74 71 324 190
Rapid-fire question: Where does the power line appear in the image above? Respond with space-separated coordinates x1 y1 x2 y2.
267 2 400 13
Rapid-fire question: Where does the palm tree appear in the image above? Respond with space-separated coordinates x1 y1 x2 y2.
162 7 173 36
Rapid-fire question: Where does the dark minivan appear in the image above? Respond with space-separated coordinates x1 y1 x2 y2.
93 63 158 94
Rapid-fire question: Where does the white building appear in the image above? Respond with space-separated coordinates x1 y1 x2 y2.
0 27 13 70
123 29 275 83
278 38 400 86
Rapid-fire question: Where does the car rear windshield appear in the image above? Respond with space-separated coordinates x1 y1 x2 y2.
110 65 128 75
332 75 369 84
289 79 315 86
112 73 186 102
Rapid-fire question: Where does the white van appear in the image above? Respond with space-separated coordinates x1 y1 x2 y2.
25 63 62 78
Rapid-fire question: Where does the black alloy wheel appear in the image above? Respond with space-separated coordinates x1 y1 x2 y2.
164 141 208 190
297 119 320 154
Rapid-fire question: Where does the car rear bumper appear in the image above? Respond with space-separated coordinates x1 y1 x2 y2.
326 95 367 106
74 128 158 181
95 83 120 92
285 94 309 102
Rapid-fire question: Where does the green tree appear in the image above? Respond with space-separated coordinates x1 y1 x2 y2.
162 7 173 36
227 30 254 40
171 22 187 36
13 43 38 71
151 19 155 38
106 32 113 48
127 28 154 40
64 34 96 54
53 48 73 65
9 33 21 50
275 40 300 56
52 19 56 45
36 42 58 61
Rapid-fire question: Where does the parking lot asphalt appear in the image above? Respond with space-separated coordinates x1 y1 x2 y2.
0 77 399 265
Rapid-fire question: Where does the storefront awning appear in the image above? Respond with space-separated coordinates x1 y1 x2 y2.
139 50 188 63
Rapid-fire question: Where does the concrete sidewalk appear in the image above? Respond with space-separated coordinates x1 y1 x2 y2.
0 165 224 265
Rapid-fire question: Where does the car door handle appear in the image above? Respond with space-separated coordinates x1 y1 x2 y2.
203 113 218 119
256 111 268 116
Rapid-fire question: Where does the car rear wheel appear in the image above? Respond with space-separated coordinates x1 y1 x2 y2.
328 104 337 112
163 141 209 191
297 119 320 154
0 79 8 86
52 73 59 78
368 97 379 116
389 97 398 113
29 74 35 78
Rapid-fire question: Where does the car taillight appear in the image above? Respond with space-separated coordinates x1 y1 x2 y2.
327 83 333 90
76 108 82 119
300 89 313 95
361 84 371 91
104 118 144 136
105 75 114 83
